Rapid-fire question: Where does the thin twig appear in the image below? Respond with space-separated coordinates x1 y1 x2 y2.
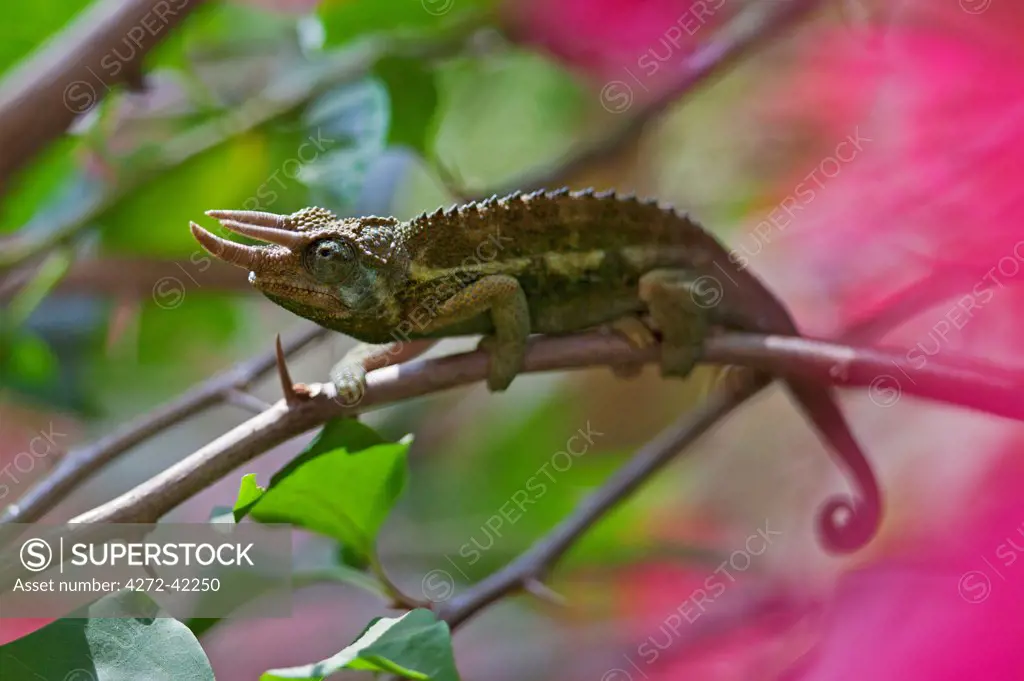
1 330 1021 590
437 372 770 628
0 0 207 197
225 389 273 415
0 325 328 531
65 330 1024 528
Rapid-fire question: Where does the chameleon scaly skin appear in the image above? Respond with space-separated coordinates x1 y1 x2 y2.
190 188 881 554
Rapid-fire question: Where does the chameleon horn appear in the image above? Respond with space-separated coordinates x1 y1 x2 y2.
205 209 290 229
214 219 306 250
190 222 262 269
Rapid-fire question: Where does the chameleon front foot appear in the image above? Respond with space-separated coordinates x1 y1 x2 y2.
329 362 368 407
477 335 526 391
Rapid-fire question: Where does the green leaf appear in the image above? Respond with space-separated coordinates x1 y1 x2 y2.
318 0 490 49
0 590 214 681
235 419 410 563
209 474 263 524
262 609 459 681
233 473 266 519
374 56 440 158
434 50 586 190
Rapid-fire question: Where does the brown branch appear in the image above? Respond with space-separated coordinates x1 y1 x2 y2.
0 330 1020 592
0 0 207 197
438 370 770 628
0 325 328 532
0 258 255 302
64 330 1024 529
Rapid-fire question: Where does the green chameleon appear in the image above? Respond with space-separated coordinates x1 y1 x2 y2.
190 188 880 554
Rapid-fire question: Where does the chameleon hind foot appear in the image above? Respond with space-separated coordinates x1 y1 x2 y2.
638 269 710 379
608 315 658 378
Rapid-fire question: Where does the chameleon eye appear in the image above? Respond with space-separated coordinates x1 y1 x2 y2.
303 238 356 284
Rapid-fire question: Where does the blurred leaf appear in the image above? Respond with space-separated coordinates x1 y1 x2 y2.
0 330 58 388
96 111 313 258
209 505 235 524
318 0 490 48
169 2 299 52
374 56 440 158
136 294 240 366
98 130 272 256
301 79 389 211
184 561 388 639
337 541 370 571
0 590 213 681
6 248 73 327
147 2 304 89
0 137 80 233
235 419 410 563
407 386 670 576
295 563 388 599
262 609 459 681
0 0 92 77
434 50 586 188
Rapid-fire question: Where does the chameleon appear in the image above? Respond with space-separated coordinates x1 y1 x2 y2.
190 188 881 554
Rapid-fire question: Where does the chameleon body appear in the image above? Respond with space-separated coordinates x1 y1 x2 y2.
190 188 881 554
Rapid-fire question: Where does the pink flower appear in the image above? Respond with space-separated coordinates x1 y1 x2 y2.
508 0 730 99
764 4 1024 335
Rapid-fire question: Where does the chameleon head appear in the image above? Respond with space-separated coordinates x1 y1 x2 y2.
189 207 380 322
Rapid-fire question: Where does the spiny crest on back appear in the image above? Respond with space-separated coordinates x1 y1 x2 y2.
401 187 704 245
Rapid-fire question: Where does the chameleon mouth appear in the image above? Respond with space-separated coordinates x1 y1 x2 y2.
257 277 343 306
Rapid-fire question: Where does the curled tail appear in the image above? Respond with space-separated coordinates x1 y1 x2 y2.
785 380 882 553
